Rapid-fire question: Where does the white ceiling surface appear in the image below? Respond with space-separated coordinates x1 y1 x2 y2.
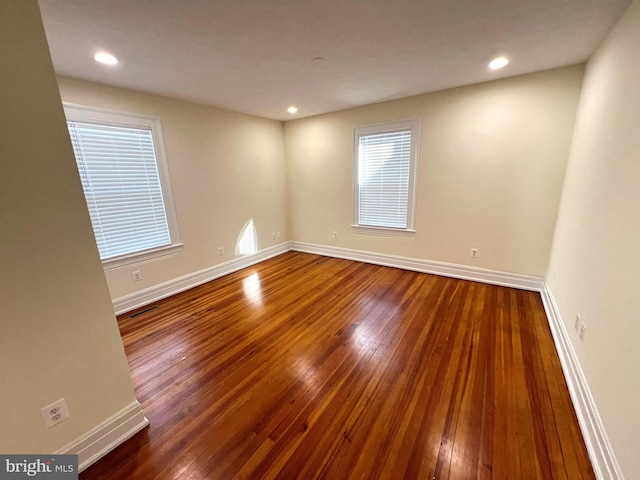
39 0 631 121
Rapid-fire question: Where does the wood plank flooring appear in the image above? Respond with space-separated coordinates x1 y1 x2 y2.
80 252 594 479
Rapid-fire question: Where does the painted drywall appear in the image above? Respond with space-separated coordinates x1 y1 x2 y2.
284 65 584 276
547 0 640 477
57 77 288 300
0 0 138 453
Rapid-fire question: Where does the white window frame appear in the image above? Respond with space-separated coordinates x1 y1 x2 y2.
64 103 182 270
352 118 420 236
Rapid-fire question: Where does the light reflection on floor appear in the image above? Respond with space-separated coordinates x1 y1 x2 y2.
291 355 319 393
242 272 263 306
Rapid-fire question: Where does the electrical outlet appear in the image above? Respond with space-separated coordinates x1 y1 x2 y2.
276 231 281 239
332 230 338 239
578 323 587 343
132 270 142 282
574 313 581 332
272 232 276 240
41 398 70 429
218 247 224 256
470 248 479 258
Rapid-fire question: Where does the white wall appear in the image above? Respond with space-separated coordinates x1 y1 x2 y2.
547 0 640 477
57 77 288 300
0 0 139 454
284 65 584 276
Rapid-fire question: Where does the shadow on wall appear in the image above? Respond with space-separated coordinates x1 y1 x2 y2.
235 219 259 257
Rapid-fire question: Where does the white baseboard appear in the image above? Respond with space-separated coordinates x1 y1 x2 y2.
55 401 148 473
113 243 289 315
114 241 543 315
289 241 545 291
541 284 624 480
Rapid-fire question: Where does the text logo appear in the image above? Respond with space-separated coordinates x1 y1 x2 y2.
0 455 77 479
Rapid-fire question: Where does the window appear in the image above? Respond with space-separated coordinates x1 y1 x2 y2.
64 104 182 269
352 119 420 236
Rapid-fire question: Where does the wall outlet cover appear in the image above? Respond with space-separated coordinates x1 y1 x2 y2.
41 398 70 428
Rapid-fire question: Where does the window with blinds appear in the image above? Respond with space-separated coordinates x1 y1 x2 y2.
353 119 420 235
64 105 181 267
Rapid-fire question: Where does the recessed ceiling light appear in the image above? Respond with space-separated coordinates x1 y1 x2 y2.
488 56 509 70
287 106 298 114
94 52 118 66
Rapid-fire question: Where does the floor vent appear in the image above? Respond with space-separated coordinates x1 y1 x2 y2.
130 305 159 318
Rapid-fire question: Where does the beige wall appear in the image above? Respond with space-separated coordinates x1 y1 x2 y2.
0 0 138 453
4 0 633 471
57 77 288 300
547 0 640 477
284 65 584 276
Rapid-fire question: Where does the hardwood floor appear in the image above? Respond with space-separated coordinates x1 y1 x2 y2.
81 252 594 479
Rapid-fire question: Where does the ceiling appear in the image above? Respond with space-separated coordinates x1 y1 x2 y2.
39 0 631 121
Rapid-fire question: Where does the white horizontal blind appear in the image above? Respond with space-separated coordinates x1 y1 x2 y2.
358 129 412 228
67 120 171 260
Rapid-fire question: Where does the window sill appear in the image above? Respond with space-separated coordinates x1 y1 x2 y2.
351 225 416 237
103 243 184 271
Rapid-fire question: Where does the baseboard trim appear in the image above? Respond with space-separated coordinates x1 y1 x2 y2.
540 284 623 480
114 241 544 315
289 241 545 292
55 401 148 473
112 243 290 315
